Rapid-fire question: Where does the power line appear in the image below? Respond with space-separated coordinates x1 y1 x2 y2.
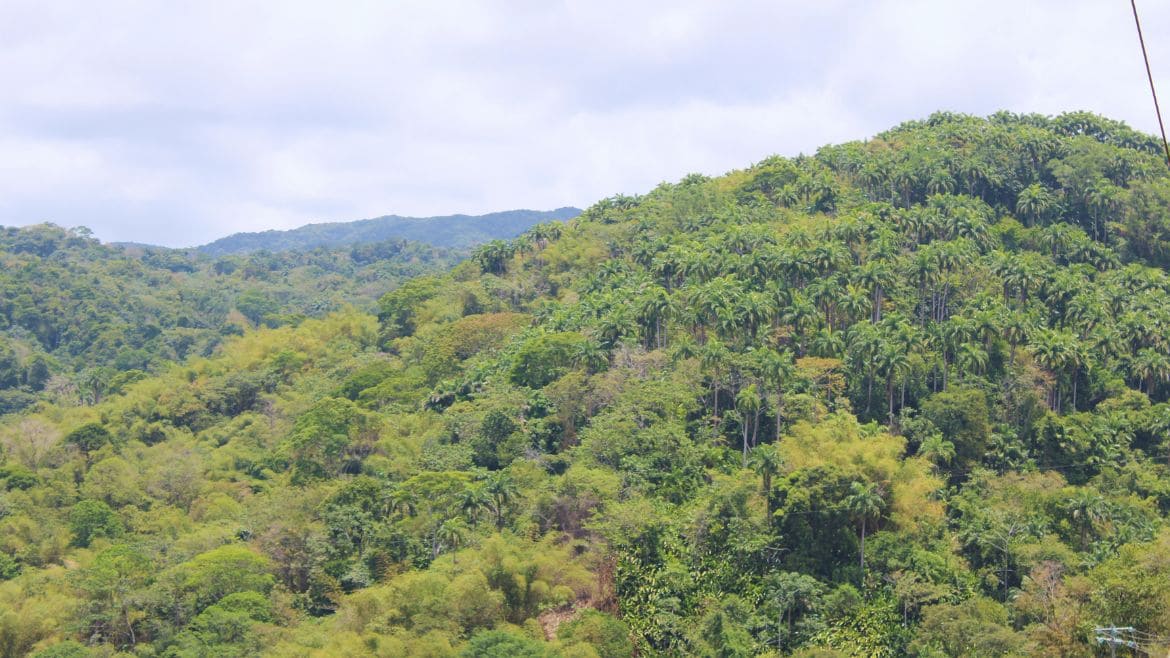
1096 625 1170 656
1130 0 1170 169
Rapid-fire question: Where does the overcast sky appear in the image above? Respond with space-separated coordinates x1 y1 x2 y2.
1 1 1167 247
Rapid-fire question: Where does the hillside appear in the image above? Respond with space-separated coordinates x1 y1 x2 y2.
196 207 583 255
0 226 458 414
4 111 1170 657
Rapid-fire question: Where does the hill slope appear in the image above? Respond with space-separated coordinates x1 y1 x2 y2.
196 207 582 255
0 225 458 413
4 111 1170 657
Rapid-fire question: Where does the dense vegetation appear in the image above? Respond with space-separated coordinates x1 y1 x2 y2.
0 226 457 414
4 111 1170 656
196 208 582 255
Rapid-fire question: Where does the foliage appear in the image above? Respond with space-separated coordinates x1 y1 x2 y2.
2 111 1170 656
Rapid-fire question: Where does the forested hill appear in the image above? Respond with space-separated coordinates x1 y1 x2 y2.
5 111 1170 657
0 225 458 414
196 207 583 255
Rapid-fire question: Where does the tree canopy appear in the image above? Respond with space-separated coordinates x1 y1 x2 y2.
3 111 1170 656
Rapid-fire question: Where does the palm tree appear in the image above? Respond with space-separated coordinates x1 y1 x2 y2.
877 345 912 423
1000 309 1035 367
782 293 818 356
597 305 638 349
484 472 518 531
736 384 762 467
1064 490 1108 551
473 240 515 275
762 571 823 650
715 305 744 344
1084 179 1121 241
756 349 795 440
956 342 989 377
810 327 844 358
909 250 940 325
701 339 731 422
636 285 675 349
1131 348 1170 397
856 260 894 323
1039 223 1075 260
571 339 609 374
846 481 885 573
388 488 417 518
459 483 492 527
689 277 738 339
739 291 776 340
936 319 974 390
847 323 882 414
1015 183 1055 227
434 517 469 562
840 284 872 326
1030 329 1078 411
926 168 956 196
748 444 784 516
917 433 956 470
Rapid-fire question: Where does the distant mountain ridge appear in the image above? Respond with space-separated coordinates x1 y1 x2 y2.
195 207 582 255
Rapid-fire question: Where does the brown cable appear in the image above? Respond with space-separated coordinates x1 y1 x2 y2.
1131 0 1170 168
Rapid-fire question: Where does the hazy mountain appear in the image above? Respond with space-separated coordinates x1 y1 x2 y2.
196 207 582 255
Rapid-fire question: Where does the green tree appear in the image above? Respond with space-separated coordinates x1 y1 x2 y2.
748 443 783 516
763 571 824 650
75 544 152 649
63 423 114 459
460 629 551 658
283 397 375 482
910 597 1024 657
69 499 123 547
178 545 275 613
559 610 633 658
845 481 885 573
921 387 990 470
510 332 588 388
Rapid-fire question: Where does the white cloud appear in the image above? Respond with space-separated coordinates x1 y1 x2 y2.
0 0 1167 246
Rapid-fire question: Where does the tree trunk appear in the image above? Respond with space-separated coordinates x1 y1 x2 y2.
742 427 748 467
887 376 896 425
775 392 784 441
124 604 136 647
778 611 784 652
763 474 773 517
859 519 867 572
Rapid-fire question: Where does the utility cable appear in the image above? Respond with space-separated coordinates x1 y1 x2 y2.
1130 0 1170 169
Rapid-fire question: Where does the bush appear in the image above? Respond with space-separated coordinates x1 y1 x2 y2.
559 610 633 658
461 629 552 658
0 552 21 580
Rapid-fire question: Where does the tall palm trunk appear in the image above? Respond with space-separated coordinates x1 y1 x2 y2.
859 518 867 571
887 376 896 424
742 422 750 467
775 392 784 441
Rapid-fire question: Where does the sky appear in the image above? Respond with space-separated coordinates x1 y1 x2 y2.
0 1 1168 247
